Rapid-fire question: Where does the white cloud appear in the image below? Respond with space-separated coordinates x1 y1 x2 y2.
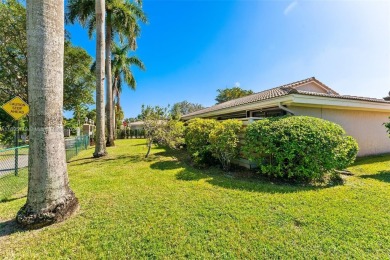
284 1 298 15
234 82 240 87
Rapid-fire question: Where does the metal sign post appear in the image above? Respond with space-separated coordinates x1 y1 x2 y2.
15 120 19 176
1 96 29 176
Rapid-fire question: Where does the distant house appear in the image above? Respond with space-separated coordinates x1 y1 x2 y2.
128 121 145 130
182 77 390 157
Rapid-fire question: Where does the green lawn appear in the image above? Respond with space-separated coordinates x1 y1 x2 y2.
0 139 389 258
0 169 28 201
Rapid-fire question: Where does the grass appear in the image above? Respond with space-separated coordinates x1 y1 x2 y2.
0 139 389 258
0 169 28 201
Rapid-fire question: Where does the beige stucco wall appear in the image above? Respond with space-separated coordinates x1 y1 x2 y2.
289 105 390 156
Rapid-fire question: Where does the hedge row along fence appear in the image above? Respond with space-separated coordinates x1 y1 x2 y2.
185 116 359 181
116 129 145 139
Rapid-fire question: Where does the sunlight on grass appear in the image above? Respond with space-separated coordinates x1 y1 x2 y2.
0 169 28 201
0 139 389 258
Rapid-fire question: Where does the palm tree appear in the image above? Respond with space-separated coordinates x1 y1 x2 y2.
67 0 147 147
17 0 78 227
94 0 107 157
111 43 145 132
111 43 145 108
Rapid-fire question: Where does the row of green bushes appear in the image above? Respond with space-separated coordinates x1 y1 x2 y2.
116 129 145 139
185 119 242 171
185 116 359 181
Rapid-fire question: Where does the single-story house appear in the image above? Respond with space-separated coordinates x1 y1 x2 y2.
128 121 145 130
182 77 390 158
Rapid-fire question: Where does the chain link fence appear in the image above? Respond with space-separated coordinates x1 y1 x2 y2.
0 145 29 201
0 135 89 201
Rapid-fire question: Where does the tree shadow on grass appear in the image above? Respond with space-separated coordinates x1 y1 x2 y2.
175 168 332 194
69 157 119 166
176 169 208 181
360 170 390 183
70 153 167 168
130 143 147 146
0 195 26 204
150 160 183 171
147 148 343 194
352 153 390 167
0 219 25 238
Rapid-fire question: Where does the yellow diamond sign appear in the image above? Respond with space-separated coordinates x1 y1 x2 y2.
1 96 29 120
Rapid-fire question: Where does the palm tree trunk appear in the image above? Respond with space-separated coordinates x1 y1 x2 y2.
105 12 115 147
17 0 78 228
93 0 107 158
112 78 118 140
113 102 116 140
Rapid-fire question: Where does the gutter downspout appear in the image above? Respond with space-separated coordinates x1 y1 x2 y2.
278 103 295 115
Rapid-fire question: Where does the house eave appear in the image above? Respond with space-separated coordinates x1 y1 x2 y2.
290 94 390 112
182 94 390 120
181 96 294 120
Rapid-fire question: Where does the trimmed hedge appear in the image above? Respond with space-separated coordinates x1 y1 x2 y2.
243 116 359 181
209 119 243 171
185 118 242 170
185 118 219 165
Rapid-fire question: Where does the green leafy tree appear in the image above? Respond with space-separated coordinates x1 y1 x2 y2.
141 105 168 158
64 41 95 113
170 101 204 119
141 105 185 157
124 115 142 124
86 109 97 123
67 0 148 147
215 87 254 104
0 110 26 147
0 0 27 103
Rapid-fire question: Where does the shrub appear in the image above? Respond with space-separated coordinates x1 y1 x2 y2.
163 120 185 149
116 129 126 139
243 116 359 181
185 118 219 165
209 119 242 171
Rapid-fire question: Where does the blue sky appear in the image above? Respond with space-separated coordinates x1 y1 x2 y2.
66 0 390 118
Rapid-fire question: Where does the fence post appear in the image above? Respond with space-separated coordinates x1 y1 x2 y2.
15 120 19 176
75 136 78 155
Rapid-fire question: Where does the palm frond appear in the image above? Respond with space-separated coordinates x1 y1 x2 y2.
66 0 95 27
126 56 145 71
87 13 97 39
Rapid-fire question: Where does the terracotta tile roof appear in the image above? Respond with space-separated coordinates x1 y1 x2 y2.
182 77 390 119
296 90 390 103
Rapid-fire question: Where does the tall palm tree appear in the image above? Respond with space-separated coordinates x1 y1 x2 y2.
94 0 107 157
111 43 145 133
67 0 147 147
17 0 78 227
111 43 145 108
